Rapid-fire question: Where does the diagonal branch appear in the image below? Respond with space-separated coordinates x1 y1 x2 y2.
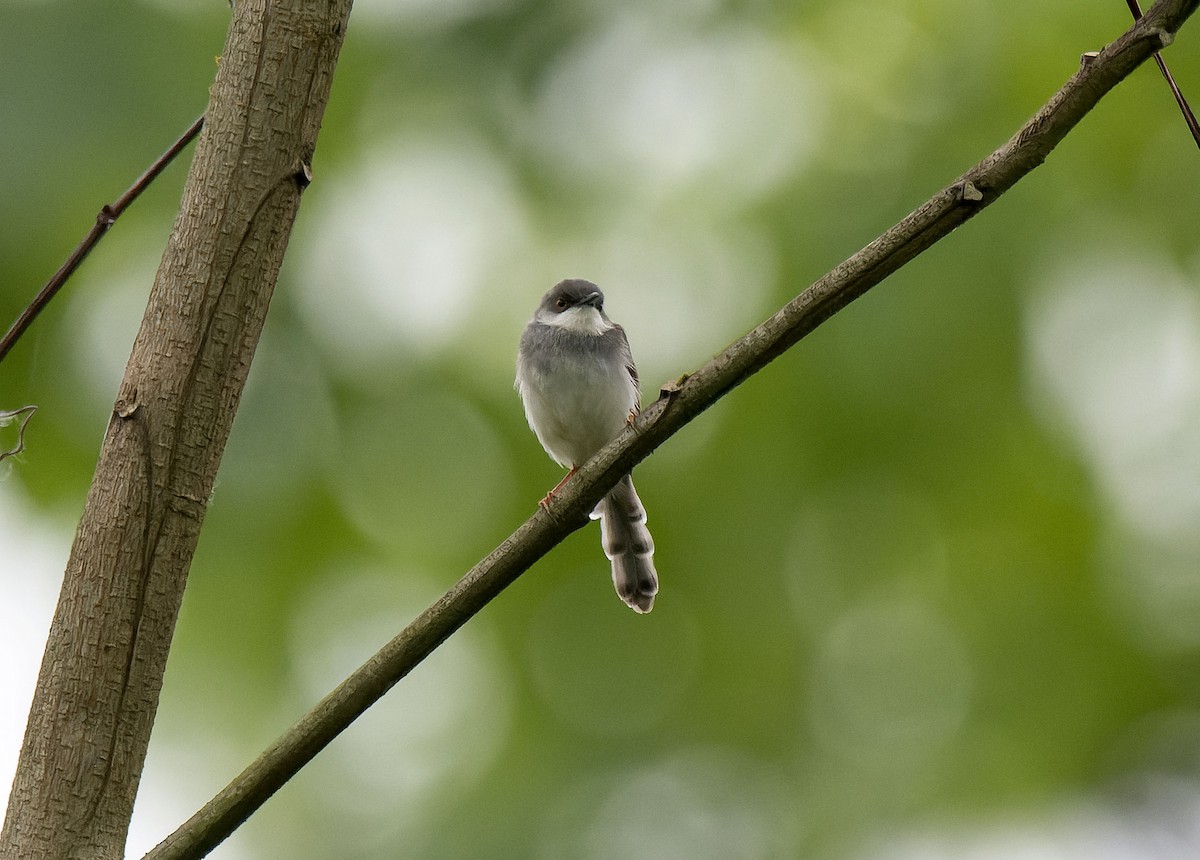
143 2 1199 858
1126 0 1200 147
0 114 204 366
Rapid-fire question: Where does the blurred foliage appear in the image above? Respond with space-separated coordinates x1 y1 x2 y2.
3 1 1200 858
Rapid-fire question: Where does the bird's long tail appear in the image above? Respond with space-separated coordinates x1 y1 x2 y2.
593 473 658 613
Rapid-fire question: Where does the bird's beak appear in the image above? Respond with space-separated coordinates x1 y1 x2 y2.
581 292 603 308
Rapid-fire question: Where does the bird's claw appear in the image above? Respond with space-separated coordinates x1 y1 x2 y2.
539 466 579 510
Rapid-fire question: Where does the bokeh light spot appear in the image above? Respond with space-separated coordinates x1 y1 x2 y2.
531 19 821 202
540 748 800 860
1026 254 1200 542
1026 250 1200 653
808 598 973 770
294 135 531 364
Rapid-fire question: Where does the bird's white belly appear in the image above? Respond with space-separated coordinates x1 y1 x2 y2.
521 355 634 467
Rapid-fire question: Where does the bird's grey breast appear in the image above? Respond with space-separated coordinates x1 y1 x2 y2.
518 323 636 465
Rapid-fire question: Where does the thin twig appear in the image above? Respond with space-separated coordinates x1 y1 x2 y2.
0 114 205 366
0 405 38 464
141 3 1199 859
1126 0 1200 146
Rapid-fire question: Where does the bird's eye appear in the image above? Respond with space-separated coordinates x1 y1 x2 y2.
555 297 569 310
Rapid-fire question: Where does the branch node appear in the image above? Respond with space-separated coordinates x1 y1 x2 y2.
658 373 689 401
114 388 141 419
1152 28 1176 48
98 205 118 227
1080 50 1101 66
959 180 985 203
294 160 313 189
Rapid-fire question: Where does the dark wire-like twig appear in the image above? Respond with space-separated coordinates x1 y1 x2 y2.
1127 0 1200 146
0 114 205 366
0 405 38 464
141 2 1199 858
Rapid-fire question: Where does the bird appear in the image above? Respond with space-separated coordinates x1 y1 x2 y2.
516 279 659 613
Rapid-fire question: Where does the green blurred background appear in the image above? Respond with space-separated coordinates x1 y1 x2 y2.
4 1 1200 858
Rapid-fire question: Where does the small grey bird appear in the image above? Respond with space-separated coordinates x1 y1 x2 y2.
516 279 659 613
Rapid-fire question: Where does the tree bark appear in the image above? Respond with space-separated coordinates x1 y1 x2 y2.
0 2 352 858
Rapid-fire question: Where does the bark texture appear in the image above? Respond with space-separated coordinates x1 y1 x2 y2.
0 2 353 858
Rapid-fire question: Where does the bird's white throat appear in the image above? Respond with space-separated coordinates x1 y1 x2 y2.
541 305 614 336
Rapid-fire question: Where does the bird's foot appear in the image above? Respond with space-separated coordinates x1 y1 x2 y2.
539 466 579 509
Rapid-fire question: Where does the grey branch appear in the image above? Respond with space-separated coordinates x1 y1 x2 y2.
142 2 1200 859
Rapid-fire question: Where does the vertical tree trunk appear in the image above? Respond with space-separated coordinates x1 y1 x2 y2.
1 2 353 857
